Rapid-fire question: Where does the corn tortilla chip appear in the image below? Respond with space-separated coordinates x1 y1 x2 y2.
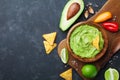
43 41 57 54
46 43 57 54
42 32 57 45
60 68 72 80
92 35 99 50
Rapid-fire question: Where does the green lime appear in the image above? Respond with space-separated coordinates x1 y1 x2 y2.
104 68 119 80
81 64 98 78
60 48 68 64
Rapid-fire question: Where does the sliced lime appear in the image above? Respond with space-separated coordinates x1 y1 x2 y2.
104 68 119 80
60 48 69 64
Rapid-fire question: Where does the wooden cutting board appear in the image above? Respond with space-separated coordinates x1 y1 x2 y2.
58 0 120 80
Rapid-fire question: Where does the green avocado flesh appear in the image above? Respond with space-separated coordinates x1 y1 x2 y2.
59 0 84 31
70 25 104 58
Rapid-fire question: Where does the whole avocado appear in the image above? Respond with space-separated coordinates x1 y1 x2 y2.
59 0 84 31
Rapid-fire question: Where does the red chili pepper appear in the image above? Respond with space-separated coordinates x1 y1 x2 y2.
102 22 119 32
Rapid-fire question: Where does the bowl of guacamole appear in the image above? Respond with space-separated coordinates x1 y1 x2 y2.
67 22 108 62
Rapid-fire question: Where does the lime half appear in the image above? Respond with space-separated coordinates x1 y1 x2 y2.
105 68 119 80
60 48 68 64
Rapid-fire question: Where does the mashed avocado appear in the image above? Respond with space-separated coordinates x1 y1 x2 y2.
70 25 104 58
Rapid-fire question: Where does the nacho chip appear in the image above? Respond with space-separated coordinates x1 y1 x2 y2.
92 35 100 50
42 32 57 45
43 41 57 54
46 43 57 54
60 68 72 80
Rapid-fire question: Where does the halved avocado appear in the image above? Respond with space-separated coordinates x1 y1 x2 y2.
59 0 84 31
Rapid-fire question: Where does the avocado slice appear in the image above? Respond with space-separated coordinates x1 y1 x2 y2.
59 0 84 31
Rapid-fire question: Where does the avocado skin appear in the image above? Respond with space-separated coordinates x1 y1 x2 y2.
59 0 84 31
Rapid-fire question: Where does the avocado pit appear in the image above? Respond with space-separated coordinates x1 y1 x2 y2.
67 3 80 20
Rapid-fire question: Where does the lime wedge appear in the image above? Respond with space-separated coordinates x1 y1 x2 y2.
60 48 68 64
104 68 119 80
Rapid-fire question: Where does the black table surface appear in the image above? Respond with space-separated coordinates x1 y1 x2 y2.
0 0 120 80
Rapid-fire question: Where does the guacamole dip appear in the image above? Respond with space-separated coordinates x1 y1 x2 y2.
70 25 104 58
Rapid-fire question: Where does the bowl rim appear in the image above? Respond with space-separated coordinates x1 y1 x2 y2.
66 21 108 62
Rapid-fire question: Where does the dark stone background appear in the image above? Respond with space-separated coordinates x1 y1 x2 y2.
0 0 119 80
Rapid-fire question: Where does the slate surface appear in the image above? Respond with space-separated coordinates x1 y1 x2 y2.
0 0 119 80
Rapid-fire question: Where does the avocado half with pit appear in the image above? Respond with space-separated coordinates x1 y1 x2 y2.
59 0 84 31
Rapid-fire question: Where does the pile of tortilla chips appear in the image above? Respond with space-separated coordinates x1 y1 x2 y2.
42 32 57 54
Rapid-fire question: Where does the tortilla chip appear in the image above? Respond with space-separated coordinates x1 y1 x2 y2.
92 35 100 50
46 43 57 54
43 41 57 54
42 32 57 45
60 68 72 80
